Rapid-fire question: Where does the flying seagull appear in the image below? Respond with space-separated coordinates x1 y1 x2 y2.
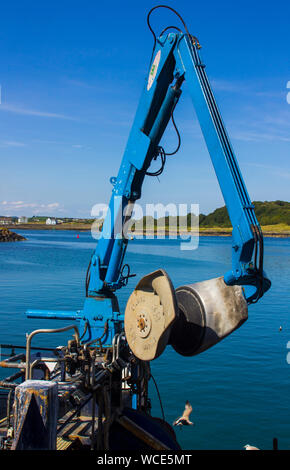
244 444 260 450
173 401 194 426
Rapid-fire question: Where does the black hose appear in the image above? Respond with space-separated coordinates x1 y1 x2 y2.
150 373 165 422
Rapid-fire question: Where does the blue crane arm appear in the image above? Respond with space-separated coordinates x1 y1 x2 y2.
87 33 181 294
26 29 270 344
172 34 270 301
88 32 270 303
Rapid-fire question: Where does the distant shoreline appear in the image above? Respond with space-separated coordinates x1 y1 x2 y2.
5 224 290 238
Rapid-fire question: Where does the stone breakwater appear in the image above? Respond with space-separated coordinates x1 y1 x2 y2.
0 228 26 242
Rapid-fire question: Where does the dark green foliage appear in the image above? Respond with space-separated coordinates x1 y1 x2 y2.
252 201 290 226
200 201 290 227
200 206 231 227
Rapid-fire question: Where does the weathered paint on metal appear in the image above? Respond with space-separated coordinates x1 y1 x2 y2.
12 380 58 450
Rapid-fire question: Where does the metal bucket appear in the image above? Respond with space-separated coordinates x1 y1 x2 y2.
170 276 248 356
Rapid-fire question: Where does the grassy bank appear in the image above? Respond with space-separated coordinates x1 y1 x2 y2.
5 223 290 237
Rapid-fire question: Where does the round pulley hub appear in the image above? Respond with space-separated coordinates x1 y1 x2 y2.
136 311 152 338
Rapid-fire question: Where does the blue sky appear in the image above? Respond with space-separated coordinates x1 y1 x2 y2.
0 0 289 217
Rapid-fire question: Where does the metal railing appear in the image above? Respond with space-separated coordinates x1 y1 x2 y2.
25 324 80 380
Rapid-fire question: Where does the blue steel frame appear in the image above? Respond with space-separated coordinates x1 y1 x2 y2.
26 32 271 344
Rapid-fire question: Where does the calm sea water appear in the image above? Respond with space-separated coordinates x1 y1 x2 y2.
0 230 289 450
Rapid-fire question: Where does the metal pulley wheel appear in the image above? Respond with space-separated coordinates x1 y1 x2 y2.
124 269 178 361
125 271 248 361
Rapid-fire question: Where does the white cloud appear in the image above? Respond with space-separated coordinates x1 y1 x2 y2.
211 78 284 99
1 200 25 206
0 140 26 147
0 201 62 215
245 162 290 180
0 103 76 121
211 79 244 93
232 130 290 143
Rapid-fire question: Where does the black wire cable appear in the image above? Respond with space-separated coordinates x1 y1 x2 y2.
147 5 198 52
246 220 265 304
144 110 180 178
120 263 136 286
145 146 166 177
150 373 165 422
160 25 183 36
252 225 264 303
145 94 182 177
165 100 181 156
145 6 191 178
145 108 181 177
85 256 92 296
147 5 200 65
79 321 89 341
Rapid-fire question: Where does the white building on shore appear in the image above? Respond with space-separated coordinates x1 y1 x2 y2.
46 218 57 225
18 216 28 223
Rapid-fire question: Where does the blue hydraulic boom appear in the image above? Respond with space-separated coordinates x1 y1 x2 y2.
27 6 271 355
